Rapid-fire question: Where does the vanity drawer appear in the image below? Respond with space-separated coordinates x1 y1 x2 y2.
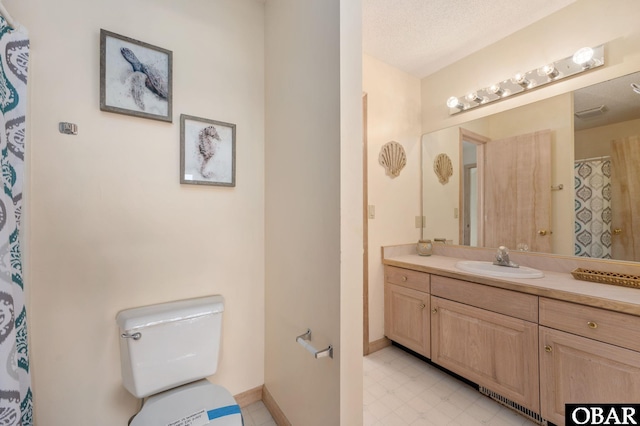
384 266 430 292
539 298 640 352
431 275 538 322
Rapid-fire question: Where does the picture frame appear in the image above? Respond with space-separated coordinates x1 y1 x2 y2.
100 29 173 122
180 114 236 187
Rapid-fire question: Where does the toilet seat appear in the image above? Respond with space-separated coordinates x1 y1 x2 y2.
130 379 243 426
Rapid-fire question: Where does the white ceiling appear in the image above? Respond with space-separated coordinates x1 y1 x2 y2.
362 0 577 78
574 72 640 131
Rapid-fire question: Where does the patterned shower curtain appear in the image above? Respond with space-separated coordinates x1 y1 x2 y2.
574 158 612 258
0 17 32 426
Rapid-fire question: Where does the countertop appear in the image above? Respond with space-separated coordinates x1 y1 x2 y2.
384 254 640 316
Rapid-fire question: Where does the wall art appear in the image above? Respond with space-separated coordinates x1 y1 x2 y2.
100 29 172 122
379 141 406 178
434 153 453 184
180 114 236 187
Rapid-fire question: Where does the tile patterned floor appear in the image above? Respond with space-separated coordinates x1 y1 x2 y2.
363 345 539 426
242 400 277 426
244 344 539 425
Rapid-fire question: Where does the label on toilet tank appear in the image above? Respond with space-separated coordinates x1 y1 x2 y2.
166 409 209 426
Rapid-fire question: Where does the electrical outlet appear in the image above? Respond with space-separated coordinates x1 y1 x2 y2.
454 208 459 219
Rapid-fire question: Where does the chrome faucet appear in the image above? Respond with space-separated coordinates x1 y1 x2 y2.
493 246 519 268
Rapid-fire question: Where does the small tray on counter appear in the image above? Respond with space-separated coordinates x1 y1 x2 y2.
571 268 640 289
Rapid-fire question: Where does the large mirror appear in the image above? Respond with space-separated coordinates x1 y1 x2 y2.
422 71 640 262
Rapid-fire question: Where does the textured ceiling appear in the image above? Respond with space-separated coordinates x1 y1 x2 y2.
363 0 577 78
574 71 640 131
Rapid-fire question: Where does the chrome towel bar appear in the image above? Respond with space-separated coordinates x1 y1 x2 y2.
296 329 333 359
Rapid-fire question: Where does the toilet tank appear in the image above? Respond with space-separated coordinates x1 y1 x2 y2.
116 295 224 398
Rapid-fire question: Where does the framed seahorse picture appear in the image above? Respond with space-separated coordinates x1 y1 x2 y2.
100 29 172 122
180 114 236 187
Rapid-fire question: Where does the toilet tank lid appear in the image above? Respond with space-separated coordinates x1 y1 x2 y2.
116 295 224 331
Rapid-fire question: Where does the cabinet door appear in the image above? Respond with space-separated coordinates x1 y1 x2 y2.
540 326 640 426
431 296 539 412
384 283 430 357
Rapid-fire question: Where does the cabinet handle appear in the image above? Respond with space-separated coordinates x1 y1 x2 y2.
431 308 438 314
538 230 547 236
544 345 552 353
419 303 426 309
401 276 408 282
613 228 622 235
587 321 598 329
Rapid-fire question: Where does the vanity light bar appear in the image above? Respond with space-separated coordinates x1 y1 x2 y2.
447 45 605 115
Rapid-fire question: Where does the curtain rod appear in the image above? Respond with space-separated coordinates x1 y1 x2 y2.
575 155 611 163
0 1 15 29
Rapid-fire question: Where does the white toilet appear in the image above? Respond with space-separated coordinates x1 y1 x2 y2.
116 295 243 426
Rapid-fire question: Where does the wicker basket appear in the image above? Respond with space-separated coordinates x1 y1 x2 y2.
571 268 640 289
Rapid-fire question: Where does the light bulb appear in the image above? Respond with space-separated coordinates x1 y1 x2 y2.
488 84 504 96
541 64 559 79
446 96 463 109
573 47 595 68
513 73 530 88
465 92 483 103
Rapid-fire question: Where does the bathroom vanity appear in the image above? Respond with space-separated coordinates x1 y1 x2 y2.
382 246 640 425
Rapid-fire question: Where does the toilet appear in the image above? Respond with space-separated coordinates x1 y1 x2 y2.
116 295 243 426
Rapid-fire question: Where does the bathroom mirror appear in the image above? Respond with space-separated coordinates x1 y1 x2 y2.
422 70 640 262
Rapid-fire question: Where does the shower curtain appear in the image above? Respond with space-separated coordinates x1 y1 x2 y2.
0 17 31 426
574 158 612 258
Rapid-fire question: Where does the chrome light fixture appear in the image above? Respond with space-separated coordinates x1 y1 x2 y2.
487 83 505 97
446 96 464 110
446 44 605 115
573 47 596 69
512 73 531 88
540 64 560 79
465 92 485 104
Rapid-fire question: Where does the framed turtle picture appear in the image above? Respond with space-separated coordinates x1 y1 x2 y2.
100 29 172 122
180 114 236 187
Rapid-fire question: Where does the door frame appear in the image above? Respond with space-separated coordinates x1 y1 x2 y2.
362 93 370 356
459 128 489 247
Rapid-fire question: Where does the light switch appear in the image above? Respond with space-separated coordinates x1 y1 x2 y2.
415 216 425 228
368 205 375 219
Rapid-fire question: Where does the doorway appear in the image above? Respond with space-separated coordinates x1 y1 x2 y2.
459 128 488 248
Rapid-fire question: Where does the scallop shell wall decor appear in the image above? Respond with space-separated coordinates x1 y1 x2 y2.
434 153 453 184
379 141 407 178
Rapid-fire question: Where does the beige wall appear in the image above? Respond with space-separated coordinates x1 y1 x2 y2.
14 0 265 424
264 1 342 425
575 117 640 159
363 54 422 343
339 0 364 424
421 126 464 245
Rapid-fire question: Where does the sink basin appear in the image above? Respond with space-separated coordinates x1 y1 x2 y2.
455 260 544 279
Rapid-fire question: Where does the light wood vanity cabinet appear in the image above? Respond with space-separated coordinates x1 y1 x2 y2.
384 266 431 357
430 276 540 413
539 298 640 425
383 264 640 425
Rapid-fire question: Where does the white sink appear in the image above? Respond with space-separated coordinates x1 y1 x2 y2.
455 260 544 279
